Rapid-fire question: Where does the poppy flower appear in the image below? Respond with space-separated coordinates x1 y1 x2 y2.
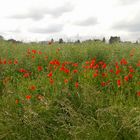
117 80 121 87
47 71 53 77
50 78 54 84
120 58 127 65
137 91 140 96
75 82 79 88
73 69 78 73
102 63 107 69
19 68 27 73
15 99 19 104
26 95 31 100
29 85 36 91
64 79 68 84
14 59 18 64
38 66 43 71
101 82 106 87
93 73 98 77
23 73 30 78
124 76 129 81
116 69 121 75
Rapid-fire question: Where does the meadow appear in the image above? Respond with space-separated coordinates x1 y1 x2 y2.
0 40 140 140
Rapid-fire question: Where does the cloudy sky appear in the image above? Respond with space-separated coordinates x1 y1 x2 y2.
0 0 140 42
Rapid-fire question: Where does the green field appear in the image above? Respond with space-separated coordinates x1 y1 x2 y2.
0 40 140 140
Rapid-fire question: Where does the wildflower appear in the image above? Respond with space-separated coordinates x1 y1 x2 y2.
64 79 68 84
72 63 78 67
73 69 78 73
117 80 121 87
47 71 53 77
38 51 42 54
50 78 54 84
8 60 12 64
102 73 107 77
26 95 31 100
120 58 127 65
137 91 140 96
15 99 19 104
3 59 6 64
124 76 129 81
128 74 133 79
29 85 36 91
32 50 37 54
93 73 98 78
102 63 107 69
75 82 79 88
23 73 30 78
129 68 134 73
116 69 121 75
14 59 18 64
19 68 27 73
38 66 43 71
110 69 114 73
101 82 106 87
64 68 70 74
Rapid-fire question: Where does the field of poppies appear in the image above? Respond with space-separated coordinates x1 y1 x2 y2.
0 40 140 140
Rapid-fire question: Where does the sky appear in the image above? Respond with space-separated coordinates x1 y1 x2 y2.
0 0 140 42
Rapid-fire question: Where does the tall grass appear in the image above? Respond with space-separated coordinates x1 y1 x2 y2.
0 41 140 140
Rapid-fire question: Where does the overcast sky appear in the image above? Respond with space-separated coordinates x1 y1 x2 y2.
0 0 140 42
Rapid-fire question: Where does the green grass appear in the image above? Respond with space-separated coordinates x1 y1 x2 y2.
0 40 140 140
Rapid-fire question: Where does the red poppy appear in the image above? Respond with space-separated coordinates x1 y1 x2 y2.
93 73 98 77
26 95 31 100
19 68 27 73
47 71 53 77
73 69 78 73
128 74 133 79
110 69 114 73
75 82 79 88
14 59 18 64
64 79 68 84
3 59 6 64
23 73 30 78
129 68 134 73
29 85 36 91
38 66 43 71
102 63 107 69
116 69 121 75
15 99 19 104
8 60 12 64
120 58 127 65
32 50 37 54
117 80 121 87
137 91 140 96
50 78 54 84
124 76 129 81
102 73 107 77
101 82 106 87
72 63 78 67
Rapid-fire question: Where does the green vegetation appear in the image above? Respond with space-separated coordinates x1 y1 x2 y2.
0 40 140 140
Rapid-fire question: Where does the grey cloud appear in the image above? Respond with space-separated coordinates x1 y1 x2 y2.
9 3 74 20
113 18 140 32
75 17 98 26
48 3 74 17
8 29 21 33
29 24 63 34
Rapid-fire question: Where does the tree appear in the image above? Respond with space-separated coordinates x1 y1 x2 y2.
59 38 63 44
109 36 120 44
